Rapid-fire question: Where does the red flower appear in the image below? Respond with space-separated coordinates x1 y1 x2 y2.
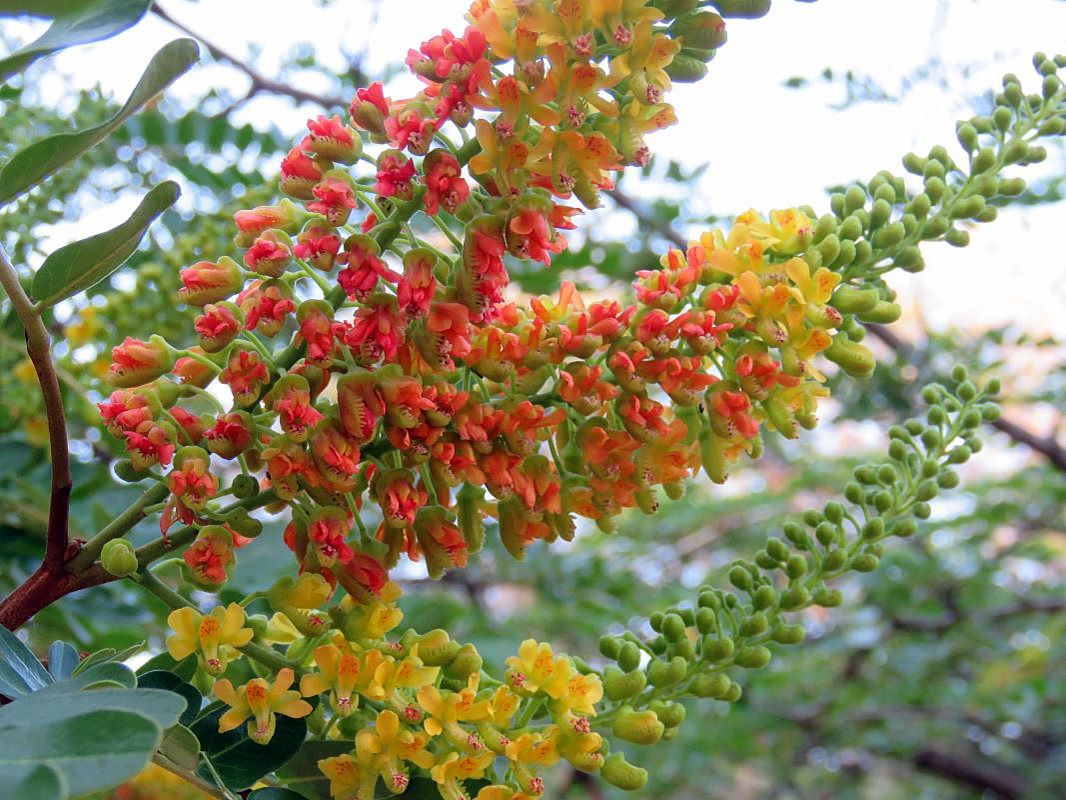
293 222 342 272
194 304 242 354
422 149 469 215
307 176 358 226
374 149 417 199
124 419 177 470
108 336 173 388
219 349 270 407
244 231 292 277
238 280 295 338
308 508 354 568
279 145 325 200
337 235 400 300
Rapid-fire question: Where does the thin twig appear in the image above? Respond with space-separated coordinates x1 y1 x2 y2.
0 247 71 569
151 3 347 111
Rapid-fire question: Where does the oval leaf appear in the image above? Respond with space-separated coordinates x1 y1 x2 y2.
137 669 202 726
0 763 66 800
46 640 79 680
192 705 308 790
0 624 52 698
0 707 162 796
0 0 152 81
0 686 185 730
40 660 136 693
158 723 201 772
0 38 199 204
31 180 180 306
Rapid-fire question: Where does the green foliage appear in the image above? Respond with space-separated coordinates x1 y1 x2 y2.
0 0 151 81
30 180 180 306
190 704 309 791
0 38 198 205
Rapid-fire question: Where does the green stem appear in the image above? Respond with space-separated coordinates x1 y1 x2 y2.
68 482 170 572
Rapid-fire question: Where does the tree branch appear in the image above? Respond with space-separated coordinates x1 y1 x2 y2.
150 3 347 111
607 186 687 250
0 247 71 571
913 747 1028 799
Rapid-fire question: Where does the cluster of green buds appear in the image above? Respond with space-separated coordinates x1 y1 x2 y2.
587 372 998 790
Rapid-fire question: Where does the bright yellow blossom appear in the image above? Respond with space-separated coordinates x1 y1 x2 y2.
166 603 253 676
505 639 572 699
214 667 312 744
355 709 435 793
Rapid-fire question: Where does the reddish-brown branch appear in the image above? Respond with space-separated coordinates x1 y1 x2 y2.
0 249 71 574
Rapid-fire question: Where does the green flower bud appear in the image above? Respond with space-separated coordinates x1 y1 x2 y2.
852 553 879 572
830 238 856 268
444 644 483 681
937 469 960 489
414 629 461 666
672 11 727 50
824 336 876 378
697 590 720 609
604 665 647 700
843 185 867 215
823 549 848 572
722 682 743 703
690 672 731 698
702 636 734 661
780 584 810 610
872 220 906 248
114 459 150 482
832 286 879 314
600 635 622 660
862 518 885 539
728 565 753 591
230 473 258 500
837 214 864 241
101 539 138 577
662 613 687 642
617 642 641 672
740 613 768 637
647 657 684 687
612 706 664 745
664 52 709 83
772 623 806 645
734 646 771 669
600 752 648 791
956 122 978 153
695 607 718 634
752 586 777 612
914 501 932 519
785 555 808 580
813 587 844 607
890 518 918 537
649 700 686 729
712 0 770 18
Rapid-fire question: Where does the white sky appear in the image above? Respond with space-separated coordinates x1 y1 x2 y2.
11 0 1066 335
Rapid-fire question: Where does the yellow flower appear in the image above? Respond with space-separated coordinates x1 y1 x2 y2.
264 611 303 645
214 667 312 744
166 603 253 676
375 645 439 693
318 753 373 800
476 788 536 800
417 674 491 748
610 20 680 95
355 709 435 793
268 573 333 636
340 580 404 639
784 257 841 307
430 749 494 787
505 639 572 699
487 686 521 727
505 729 560 767
299 642 366 717
555 671 603 716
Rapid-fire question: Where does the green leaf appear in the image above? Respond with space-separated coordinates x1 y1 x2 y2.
39 660 136 692
192 705 308 790
72 646 117 674
0 763 66 800
0 624 52 698
137 669 202 726
0 0 152 81
46 640 79 680
158 723 200 772
136 651 197 681
30 180 180 306
0 708 162 796
275 740 351 799
0 686 185 729
0 38 198 204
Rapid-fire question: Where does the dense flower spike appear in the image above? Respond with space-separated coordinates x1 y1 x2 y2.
92 3 1056 797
